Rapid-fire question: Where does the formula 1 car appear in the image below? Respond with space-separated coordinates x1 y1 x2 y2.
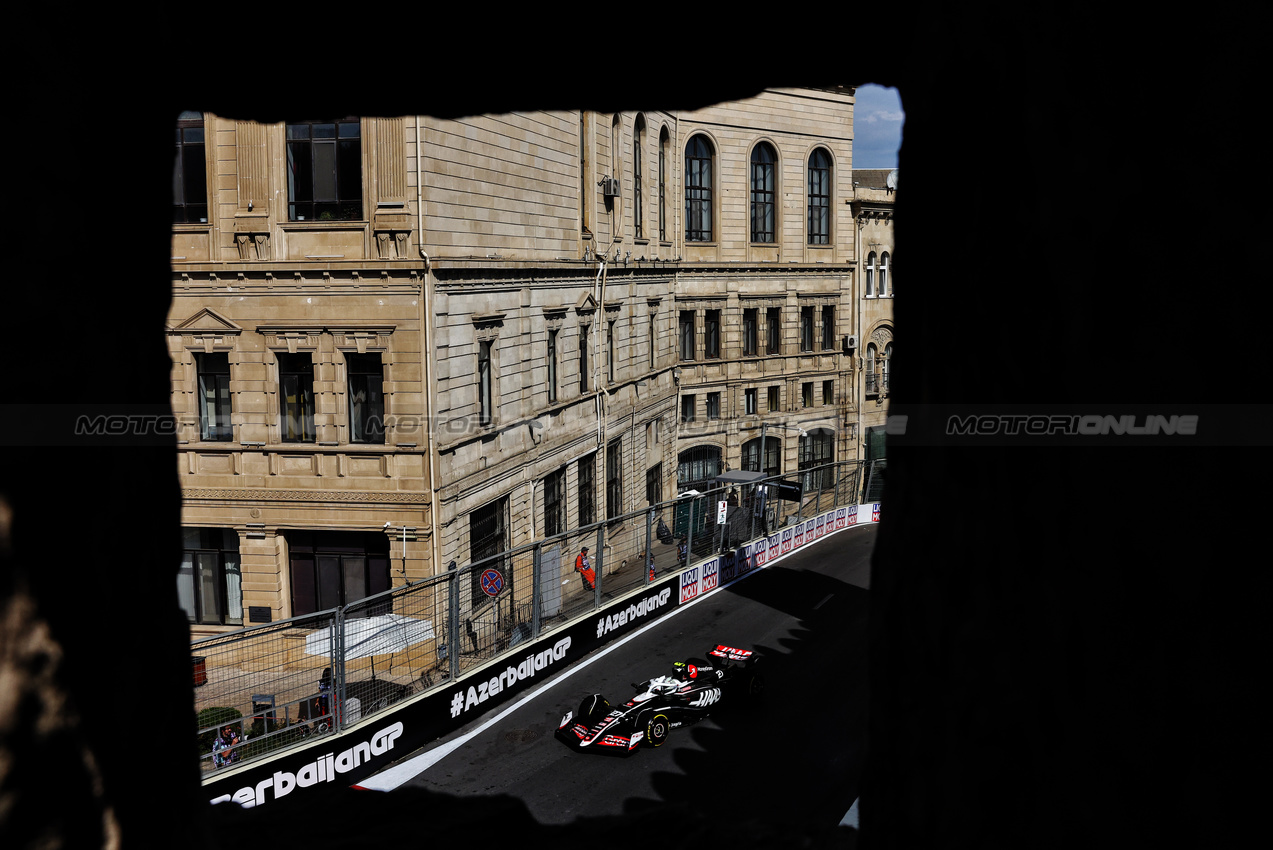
555 645 763 754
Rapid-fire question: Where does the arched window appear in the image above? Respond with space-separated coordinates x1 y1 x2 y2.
865 252 876 297
685 135 714 242
807 148 832 244
677 445 722 491
658 126 669 242
633 116 645 239
741 436 781 478
882 342 893 392
750 142 777 243
880 252 890 296
611 114 623 237
865 343 878 395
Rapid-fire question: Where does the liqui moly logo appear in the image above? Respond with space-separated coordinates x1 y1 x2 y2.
846 506 858 527
816 515 826 538
680 567 700 604
755 539 768 566
794 524 805 547
702 559 719 594
781 528 793 553
805 519 816 541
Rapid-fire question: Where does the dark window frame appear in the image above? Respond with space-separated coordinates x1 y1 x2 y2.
766 307 781 355
750 142 777 243
286 118 363 222
173 111 208 224
743 308 758 356
704 309 721 359
807 147 832 245
544 467 567 538
195 352 232 442
179 527 242 626
606 438 623 522
578 454 597 527
278 352 316 443
685 135 714 242
346 352 385 444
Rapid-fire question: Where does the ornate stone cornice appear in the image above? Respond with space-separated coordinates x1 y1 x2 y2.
182 488 429 504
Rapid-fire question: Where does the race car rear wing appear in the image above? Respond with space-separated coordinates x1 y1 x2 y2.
708 645 753 662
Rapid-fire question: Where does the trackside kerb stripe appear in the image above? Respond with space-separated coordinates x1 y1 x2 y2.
354 518 870 791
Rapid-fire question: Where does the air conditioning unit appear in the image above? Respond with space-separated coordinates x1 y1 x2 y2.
843 334 858 352
601 177 620 197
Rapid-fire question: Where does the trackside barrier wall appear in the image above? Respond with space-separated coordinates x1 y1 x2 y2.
197 460 880 808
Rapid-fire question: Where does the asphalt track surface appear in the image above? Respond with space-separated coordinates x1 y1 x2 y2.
364 523 875 836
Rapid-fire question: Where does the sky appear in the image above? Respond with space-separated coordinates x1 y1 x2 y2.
853 83 905 170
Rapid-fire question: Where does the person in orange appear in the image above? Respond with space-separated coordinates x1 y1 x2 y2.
575 546 595 591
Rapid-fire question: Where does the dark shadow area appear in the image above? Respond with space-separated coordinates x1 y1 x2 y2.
5 7 1266 850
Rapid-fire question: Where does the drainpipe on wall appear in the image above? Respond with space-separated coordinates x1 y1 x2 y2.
417 114 442 579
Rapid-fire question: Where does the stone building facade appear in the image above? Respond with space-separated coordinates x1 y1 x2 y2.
851 168 897 479
170 87 881 638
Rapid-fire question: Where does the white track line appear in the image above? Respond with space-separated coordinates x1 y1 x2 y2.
356 523 867 791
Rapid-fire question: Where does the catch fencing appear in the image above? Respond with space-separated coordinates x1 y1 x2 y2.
192 457 881 775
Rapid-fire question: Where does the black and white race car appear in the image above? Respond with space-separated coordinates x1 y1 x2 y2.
554 645 763 754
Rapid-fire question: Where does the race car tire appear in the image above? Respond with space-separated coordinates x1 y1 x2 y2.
644 712 670 747
578 694 610 725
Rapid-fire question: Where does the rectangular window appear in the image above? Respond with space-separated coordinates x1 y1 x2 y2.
706 392 721 420
607 319 617 384
802 382 814 408
822 305 836 350
468 498 510 608
547 328 558 404
578 454 596 527
799 431 836 492
743 308 758 356
745 388 758 415
704 309 720 359
606 438 623 522
681 394 696 423
800 306 815 352
478 340 494 426
286 118 363 222
679 310 696 361
277 353 315 443
766 307 780 355
287 530 390 617
648 314 657 372
579 324 590 393
544 467 566 539
646 463 663 507
178 528 241 626
346 353 384 444
195 352 232 442
768 386 780 413
173 111 207 223
823 380 834 406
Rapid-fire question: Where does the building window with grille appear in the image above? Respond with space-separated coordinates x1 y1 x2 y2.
606 438 623 522
286 118 362 222
346 352 384 444
679 310 696 361
704 309 721 359
677 445 722 491
766 307 781 354
685 135 714 242
681 394 696 424
741 437 781 478
278 353 315 442
468 498 510 608
750 142 776 243
807 148 831 245
822 305 836 350
178 528 242 626
800 305 815 352
578 454 596 527
706 392 721 420
195 352 232 442
547 328 559 403
544 467 566 538
743 308 758 356
287 530 391 618
173 111 207 223
799 429 835 491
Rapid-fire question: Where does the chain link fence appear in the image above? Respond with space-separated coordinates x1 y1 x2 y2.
192 458 876 775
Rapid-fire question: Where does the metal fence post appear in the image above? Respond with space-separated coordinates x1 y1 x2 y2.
448 568 460 680
531 543 542 638
645 509 654 584
594 525 604 608
684 497 694 567
334 606 346 734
